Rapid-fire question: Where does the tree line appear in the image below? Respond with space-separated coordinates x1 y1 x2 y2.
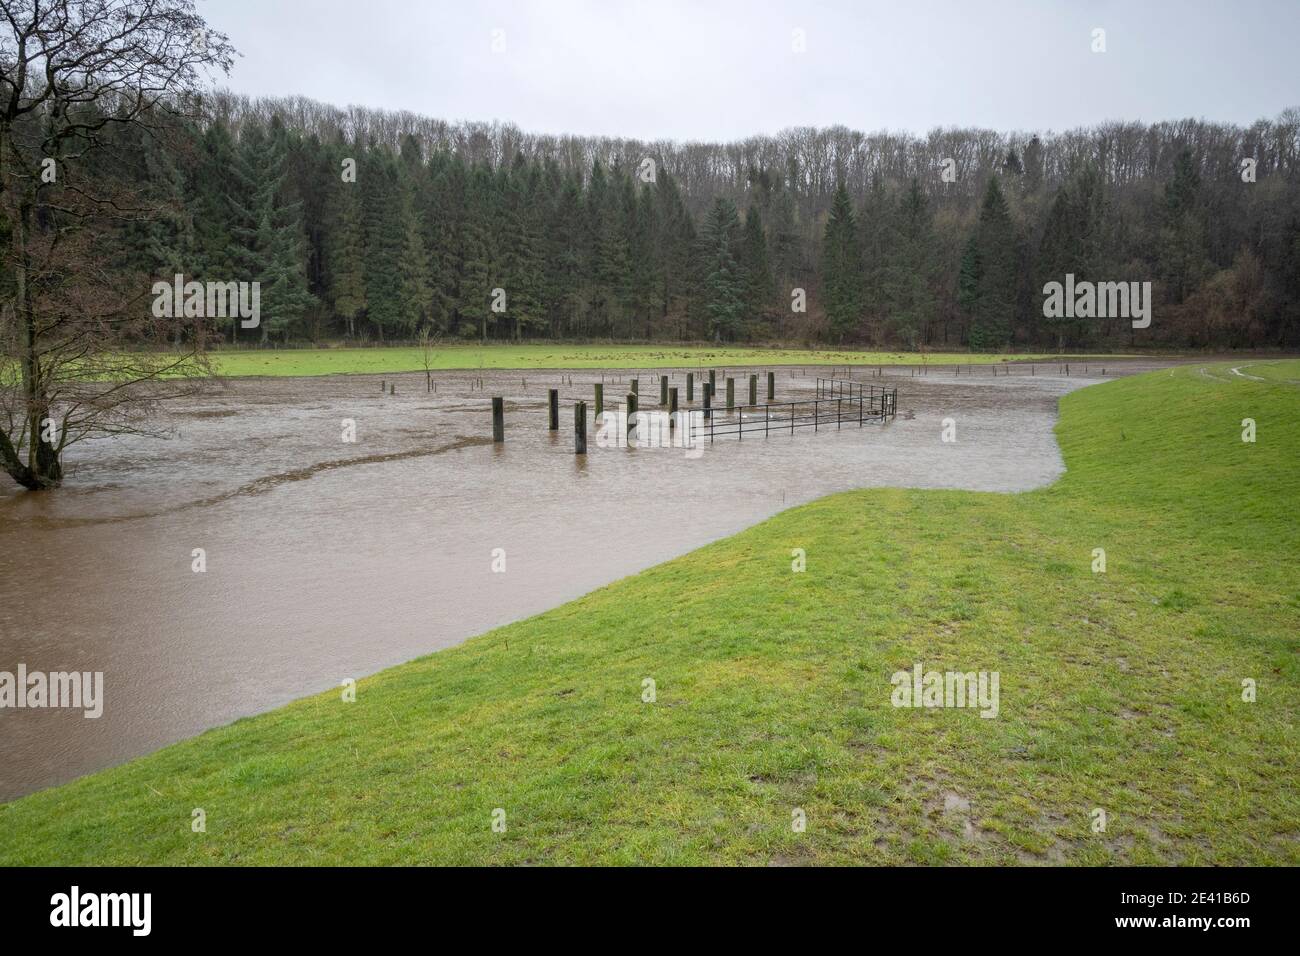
126 95 1300 350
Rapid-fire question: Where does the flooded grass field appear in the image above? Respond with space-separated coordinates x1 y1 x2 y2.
0 359 1178 801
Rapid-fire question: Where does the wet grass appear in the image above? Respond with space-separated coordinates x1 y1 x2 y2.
207 344 1109 377
1232 360 1300 384
1 361 1296 865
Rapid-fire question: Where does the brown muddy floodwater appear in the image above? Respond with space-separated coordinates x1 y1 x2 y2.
0 359 1175 802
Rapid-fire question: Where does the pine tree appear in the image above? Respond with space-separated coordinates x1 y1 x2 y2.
700 197 746 341
858 175 892 337
324 171 367 337
883 179 937 346
965 176 1018 350
457 165 495 340
395 193 433 334
360 151 404 340
629 183 660 337
821 182 864 341
546 173 587 337
767 184 800 335
588 163 632 337
653 169 695 338
190 121 242 285
229 120 315 342
1037 165 1105 347
500 159 546 339
741 203 774 334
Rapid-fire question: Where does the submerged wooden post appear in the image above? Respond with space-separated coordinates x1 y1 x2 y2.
594 383 604 417
627 393 638 442
726 377 734 410
748 374 757 406
632 378 639 396
686 372 695 402
767 370 775 401
575 401 587 455
669 386 679 420
492 397 504 442
548 388 559 430
660 375 668 405
708 369 716 393
703 383 712 420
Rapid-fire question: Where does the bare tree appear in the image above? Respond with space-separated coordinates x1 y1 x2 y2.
418 326 441 392
0 0 235 489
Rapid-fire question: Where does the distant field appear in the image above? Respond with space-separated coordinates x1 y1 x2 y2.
2 361 1295 864
207 345 1117 377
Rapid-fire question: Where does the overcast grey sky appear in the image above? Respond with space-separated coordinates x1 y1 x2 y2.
202 0 1300 141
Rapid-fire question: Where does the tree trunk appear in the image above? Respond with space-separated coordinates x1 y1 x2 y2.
2 190 64 490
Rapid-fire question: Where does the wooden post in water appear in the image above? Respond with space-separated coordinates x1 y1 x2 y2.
626 393 638 443
669 386 679 421
492 397 505 443
660 375 668 405
703 383 712 420
389 383 395 395
748 374 757 406
686 372 695 402
632 378 639 396
726 377 735 410
574 401 587 455
548 388 559 430
708 369 716 393
594 383 604 417
767 370 775 401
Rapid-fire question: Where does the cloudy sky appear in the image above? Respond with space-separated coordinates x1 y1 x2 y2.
202 0 1300 141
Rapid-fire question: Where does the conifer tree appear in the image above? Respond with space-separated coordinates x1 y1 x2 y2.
741 203 774 334
965 176 1017 350
360 151 404 340
457 165 496 340
821 182 864 341
500 159 546 339
229 120 315 341
884 179 937 346
324 172 367 337
700 197 746 341
1037 165 1105 347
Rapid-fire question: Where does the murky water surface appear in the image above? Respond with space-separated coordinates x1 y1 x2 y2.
0 359 1178 800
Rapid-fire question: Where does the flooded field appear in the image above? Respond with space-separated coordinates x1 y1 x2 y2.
0 358 1177 801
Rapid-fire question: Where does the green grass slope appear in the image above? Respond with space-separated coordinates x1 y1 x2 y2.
1 363 1296 865
207 344 1099 377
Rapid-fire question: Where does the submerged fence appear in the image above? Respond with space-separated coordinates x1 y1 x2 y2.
814 378 898 418
491 371 898 452
686 381 897 443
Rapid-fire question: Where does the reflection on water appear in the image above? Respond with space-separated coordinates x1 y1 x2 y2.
0 361 1160 801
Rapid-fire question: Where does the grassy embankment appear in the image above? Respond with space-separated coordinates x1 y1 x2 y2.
1 362 1296 864
207 344 1116 377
